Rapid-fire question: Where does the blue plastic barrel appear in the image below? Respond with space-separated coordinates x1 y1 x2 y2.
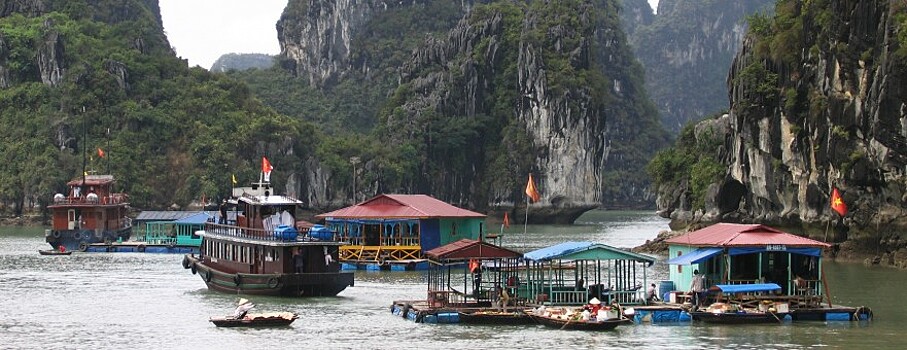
274 225 298 241
659 280 675 298
309 226 334 240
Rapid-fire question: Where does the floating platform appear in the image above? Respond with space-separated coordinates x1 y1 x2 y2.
390 300 532 324
82 241 199 254
628 303 872 323
342 259 429 271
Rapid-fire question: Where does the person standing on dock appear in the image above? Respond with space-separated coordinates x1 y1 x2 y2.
690 270 707 308
470 259 482 297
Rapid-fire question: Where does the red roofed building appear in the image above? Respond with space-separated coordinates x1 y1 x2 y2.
666 223 829 298
316 194 487 269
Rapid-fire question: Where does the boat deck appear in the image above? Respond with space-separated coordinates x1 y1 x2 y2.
390 300 532 324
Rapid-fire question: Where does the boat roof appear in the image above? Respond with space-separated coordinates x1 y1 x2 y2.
425 239 522 262
665 223 830 248
523 241 655 265
714 283 781 294
316 194 485 219
66 174 115 186
238 193 303 206
135 211 205 222
197 230 344 247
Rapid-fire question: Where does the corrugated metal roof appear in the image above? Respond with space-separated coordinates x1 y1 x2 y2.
523 242 656 264
316 194 486 219
424 239 522 261
135 211 204 222
665 223 830 248
172 212 214 224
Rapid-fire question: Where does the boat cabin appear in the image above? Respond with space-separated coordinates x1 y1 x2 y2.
48 174 130 234
316 194 487 266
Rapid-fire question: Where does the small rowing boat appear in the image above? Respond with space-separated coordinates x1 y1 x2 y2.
209 312 298 327
38 249 72 256
525 309 630 331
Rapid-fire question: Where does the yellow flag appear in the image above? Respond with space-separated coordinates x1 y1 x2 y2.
231 174 238 185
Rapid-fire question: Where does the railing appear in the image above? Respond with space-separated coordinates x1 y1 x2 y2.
53 193 128 205
792 278 821 296
203 223 303 242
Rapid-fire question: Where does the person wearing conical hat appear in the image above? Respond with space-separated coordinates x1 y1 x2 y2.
232 298 255 319
588 297 602 315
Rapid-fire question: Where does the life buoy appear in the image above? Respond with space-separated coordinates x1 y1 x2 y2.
190 263 197 275
51 231 61 239
233 274 242 286
73 232 82 240
267 276 280 289
136 245 146 253
78 242 89 252
182 256 191 269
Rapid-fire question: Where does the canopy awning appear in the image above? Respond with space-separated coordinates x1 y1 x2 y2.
523 242 655 265
714 283 781 294
666 247 723 265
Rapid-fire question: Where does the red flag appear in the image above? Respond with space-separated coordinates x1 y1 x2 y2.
262 156 273 174
831 187 847 216
468 259 480 273
503 212 511 228
97 148 105 158
525 173 540 203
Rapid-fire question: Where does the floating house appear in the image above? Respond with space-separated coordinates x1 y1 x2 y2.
391 239 526 324
317 194 487 270
521 242 656 306
663 223 872 321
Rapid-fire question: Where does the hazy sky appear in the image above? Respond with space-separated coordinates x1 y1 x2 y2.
159 0 660 70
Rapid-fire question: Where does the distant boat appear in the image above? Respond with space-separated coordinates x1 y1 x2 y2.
38 249 72 256
45 174 132 252
183 160 354 297
209 312 298 327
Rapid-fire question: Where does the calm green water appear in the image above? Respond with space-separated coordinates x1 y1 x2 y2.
1 211 903 349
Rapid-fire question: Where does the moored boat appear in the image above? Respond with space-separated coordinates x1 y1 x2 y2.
183 158 354 297
525 309 630 331
689 310 788 324
209 312 298 327
45 174 132 252
38 249 73 256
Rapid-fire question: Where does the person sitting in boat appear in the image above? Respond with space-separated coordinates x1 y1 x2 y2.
232 298 255 319
59 245 66 253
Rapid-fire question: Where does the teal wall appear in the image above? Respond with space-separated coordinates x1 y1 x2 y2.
437 218 484 246
668 244 699 292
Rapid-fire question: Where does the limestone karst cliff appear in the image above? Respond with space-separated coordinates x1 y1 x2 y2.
652 0 907 259
626 0 773 132
273 0 668 221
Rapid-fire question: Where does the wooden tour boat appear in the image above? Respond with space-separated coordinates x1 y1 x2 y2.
45 174 132 252
183 158 354 297
689 284 790 324
209 312 298 327
525 309 631 331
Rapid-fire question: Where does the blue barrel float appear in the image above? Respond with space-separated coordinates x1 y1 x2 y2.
309 224 334 241
274 225 299 241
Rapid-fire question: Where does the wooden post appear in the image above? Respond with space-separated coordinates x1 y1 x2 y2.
820 263 833 308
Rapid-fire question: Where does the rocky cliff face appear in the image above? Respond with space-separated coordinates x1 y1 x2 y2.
276 1 667 221
657 0 907 258
627 0 773 132
210 53 275 72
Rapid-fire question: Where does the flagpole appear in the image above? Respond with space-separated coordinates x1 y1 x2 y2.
523 196 529 235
